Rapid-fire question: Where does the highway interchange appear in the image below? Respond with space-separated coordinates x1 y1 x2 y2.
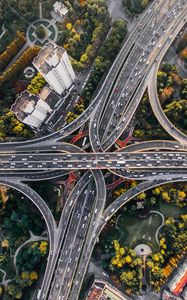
0 0 187 299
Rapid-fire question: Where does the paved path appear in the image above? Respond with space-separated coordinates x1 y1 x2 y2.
26 18 58 46
115 214 124 241
106 0 131 22
0 268 6 283
134 292 160 300
4 42 29 71
150 210 165 246
39 1 43 19
106 0 139 32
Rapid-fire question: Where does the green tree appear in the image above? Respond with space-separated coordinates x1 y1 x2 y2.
35 25 46 39
6 284 22 299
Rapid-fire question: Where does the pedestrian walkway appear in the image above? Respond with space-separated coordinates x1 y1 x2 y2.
0 268 7 283
27 18 58 47
150 210 165 246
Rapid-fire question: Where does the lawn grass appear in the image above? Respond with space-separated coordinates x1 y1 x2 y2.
159 202 185 219
117 212 162 250
3 256 16 279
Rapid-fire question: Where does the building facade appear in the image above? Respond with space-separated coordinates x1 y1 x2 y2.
33 41 76 95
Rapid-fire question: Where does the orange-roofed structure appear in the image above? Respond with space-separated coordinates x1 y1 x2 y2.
86 279 132 300
167 258 187 299
172 269 187 295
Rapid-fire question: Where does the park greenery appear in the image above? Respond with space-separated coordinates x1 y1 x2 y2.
110 240 143 294
134 60 187 140
0 46 40 86
58 0 110 64
0 110 33 140
0 188 48 299
0 0 127 135
82 19 127 106
147 214 187 292
0 80 33 140
35 25 46 39
65 19 127 124
95 181 187 296
0 0 39 38
176 32 187 63
28 180 63 222
0 42 39 140
0 31 26 71
157 62 187 135
122 0 152 15
27 73 46 94
133 91 170 140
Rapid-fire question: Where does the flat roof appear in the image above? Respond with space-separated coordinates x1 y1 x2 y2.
33 41 65 74
53 1 68 15
11 91 38 121
39 86 60 109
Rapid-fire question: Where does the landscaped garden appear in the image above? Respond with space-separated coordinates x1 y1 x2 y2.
0 187 49 299
93 181 187 296
133 28 187 141
122 0 153 16
117 213 162 250
157 62 187 135
27 19 58 46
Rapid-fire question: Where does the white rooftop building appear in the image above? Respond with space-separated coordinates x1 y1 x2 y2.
53 1 68 18
33 41 75 95
11 91 52 128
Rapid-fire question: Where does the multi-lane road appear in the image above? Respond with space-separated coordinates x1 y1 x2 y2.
0 151 186 171
0 0 186 299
